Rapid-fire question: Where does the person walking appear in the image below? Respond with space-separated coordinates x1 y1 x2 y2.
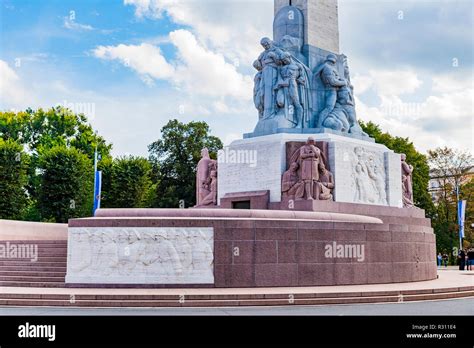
437 253 442 268
442 252 449 268
459 249 465 270
468 249 474 271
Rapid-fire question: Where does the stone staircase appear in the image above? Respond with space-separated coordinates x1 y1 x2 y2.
0 239 473 307
0 285 473 307
0 240 67 288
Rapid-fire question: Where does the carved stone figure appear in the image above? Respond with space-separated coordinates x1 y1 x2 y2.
281 162 304 198
323 102 350 132
297 137 321 200
175 229 193 271
354 162 370 202
366 155 387 205
282 138 334 201
154 231 183 276
190 230 213 274
257 37 283 119
67 227 214 284
246 4 374 140
401 154 414 207
253 59 264 119
316 54 346 128
116 229 143 274
275 51 306 127
278 34 305 63
196 148 217 207
315 162 334 200
352 147 387 205
200 162 218 206
336 58 368 136
69 229 92 273
342 54 353 94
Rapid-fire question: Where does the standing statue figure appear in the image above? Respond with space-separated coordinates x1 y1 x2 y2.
253 60 264 119
316 54 346 128
257 37 283 119
401 154 414 207
297 137 321 200
275 52 306 127
195 148 217 206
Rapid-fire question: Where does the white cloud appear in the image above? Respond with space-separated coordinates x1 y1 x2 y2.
431 73 473 94
354 70 473 153
63 17 94 31
0 60 28 107
351 74 373 94
124 0 272 66
367 69 422 96
93 30 253 100
170 29 252 100
93 43 175 81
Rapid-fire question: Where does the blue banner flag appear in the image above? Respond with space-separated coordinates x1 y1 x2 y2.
458 200 466 239
93 170 102 216
92 148 102 216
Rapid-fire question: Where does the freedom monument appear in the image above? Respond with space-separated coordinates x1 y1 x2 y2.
65 0 436 287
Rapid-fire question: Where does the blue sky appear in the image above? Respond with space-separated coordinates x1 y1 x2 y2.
0 0 472 156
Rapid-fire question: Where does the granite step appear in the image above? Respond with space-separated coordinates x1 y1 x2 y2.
0 275 65 282
0 261 67 267
0 281 66 288
0 271 66 277
0 266 67 272
0 289 472 307
0 256 67 262
0 240 67 245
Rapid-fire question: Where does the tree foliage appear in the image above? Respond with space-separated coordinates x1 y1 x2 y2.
460 178 474 248
0 107 111 159
100 156 153 208
0 139 29 219
38 146 93 223
0 107 112 221
148 119 222 207
427 147 474 254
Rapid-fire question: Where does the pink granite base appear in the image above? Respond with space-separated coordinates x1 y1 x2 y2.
69 206 437 288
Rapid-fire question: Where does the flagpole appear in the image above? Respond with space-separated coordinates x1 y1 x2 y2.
456 183 466 251
92 146 102 216
456 184 462 251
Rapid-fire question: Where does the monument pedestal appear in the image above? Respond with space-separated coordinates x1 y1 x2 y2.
65 208 437 287
218 132 402 207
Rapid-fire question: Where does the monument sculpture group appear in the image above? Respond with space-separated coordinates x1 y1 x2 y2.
66 0 435 289
281 137 334 201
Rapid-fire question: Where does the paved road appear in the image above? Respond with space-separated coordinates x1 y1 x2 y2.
0 297 472 316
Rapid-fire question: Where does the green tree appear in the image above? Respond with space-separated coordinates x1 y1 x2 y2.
0 107 111 159
427 147 473 258
359 121 434 215
0 139 29 219
101 156 153 208
460 178 474 248
148 119 222 207
38 146 93 223
0 107 112 221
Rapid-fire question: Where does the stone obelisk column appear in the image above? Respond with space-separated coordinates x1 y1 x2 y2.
274 0 339 53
